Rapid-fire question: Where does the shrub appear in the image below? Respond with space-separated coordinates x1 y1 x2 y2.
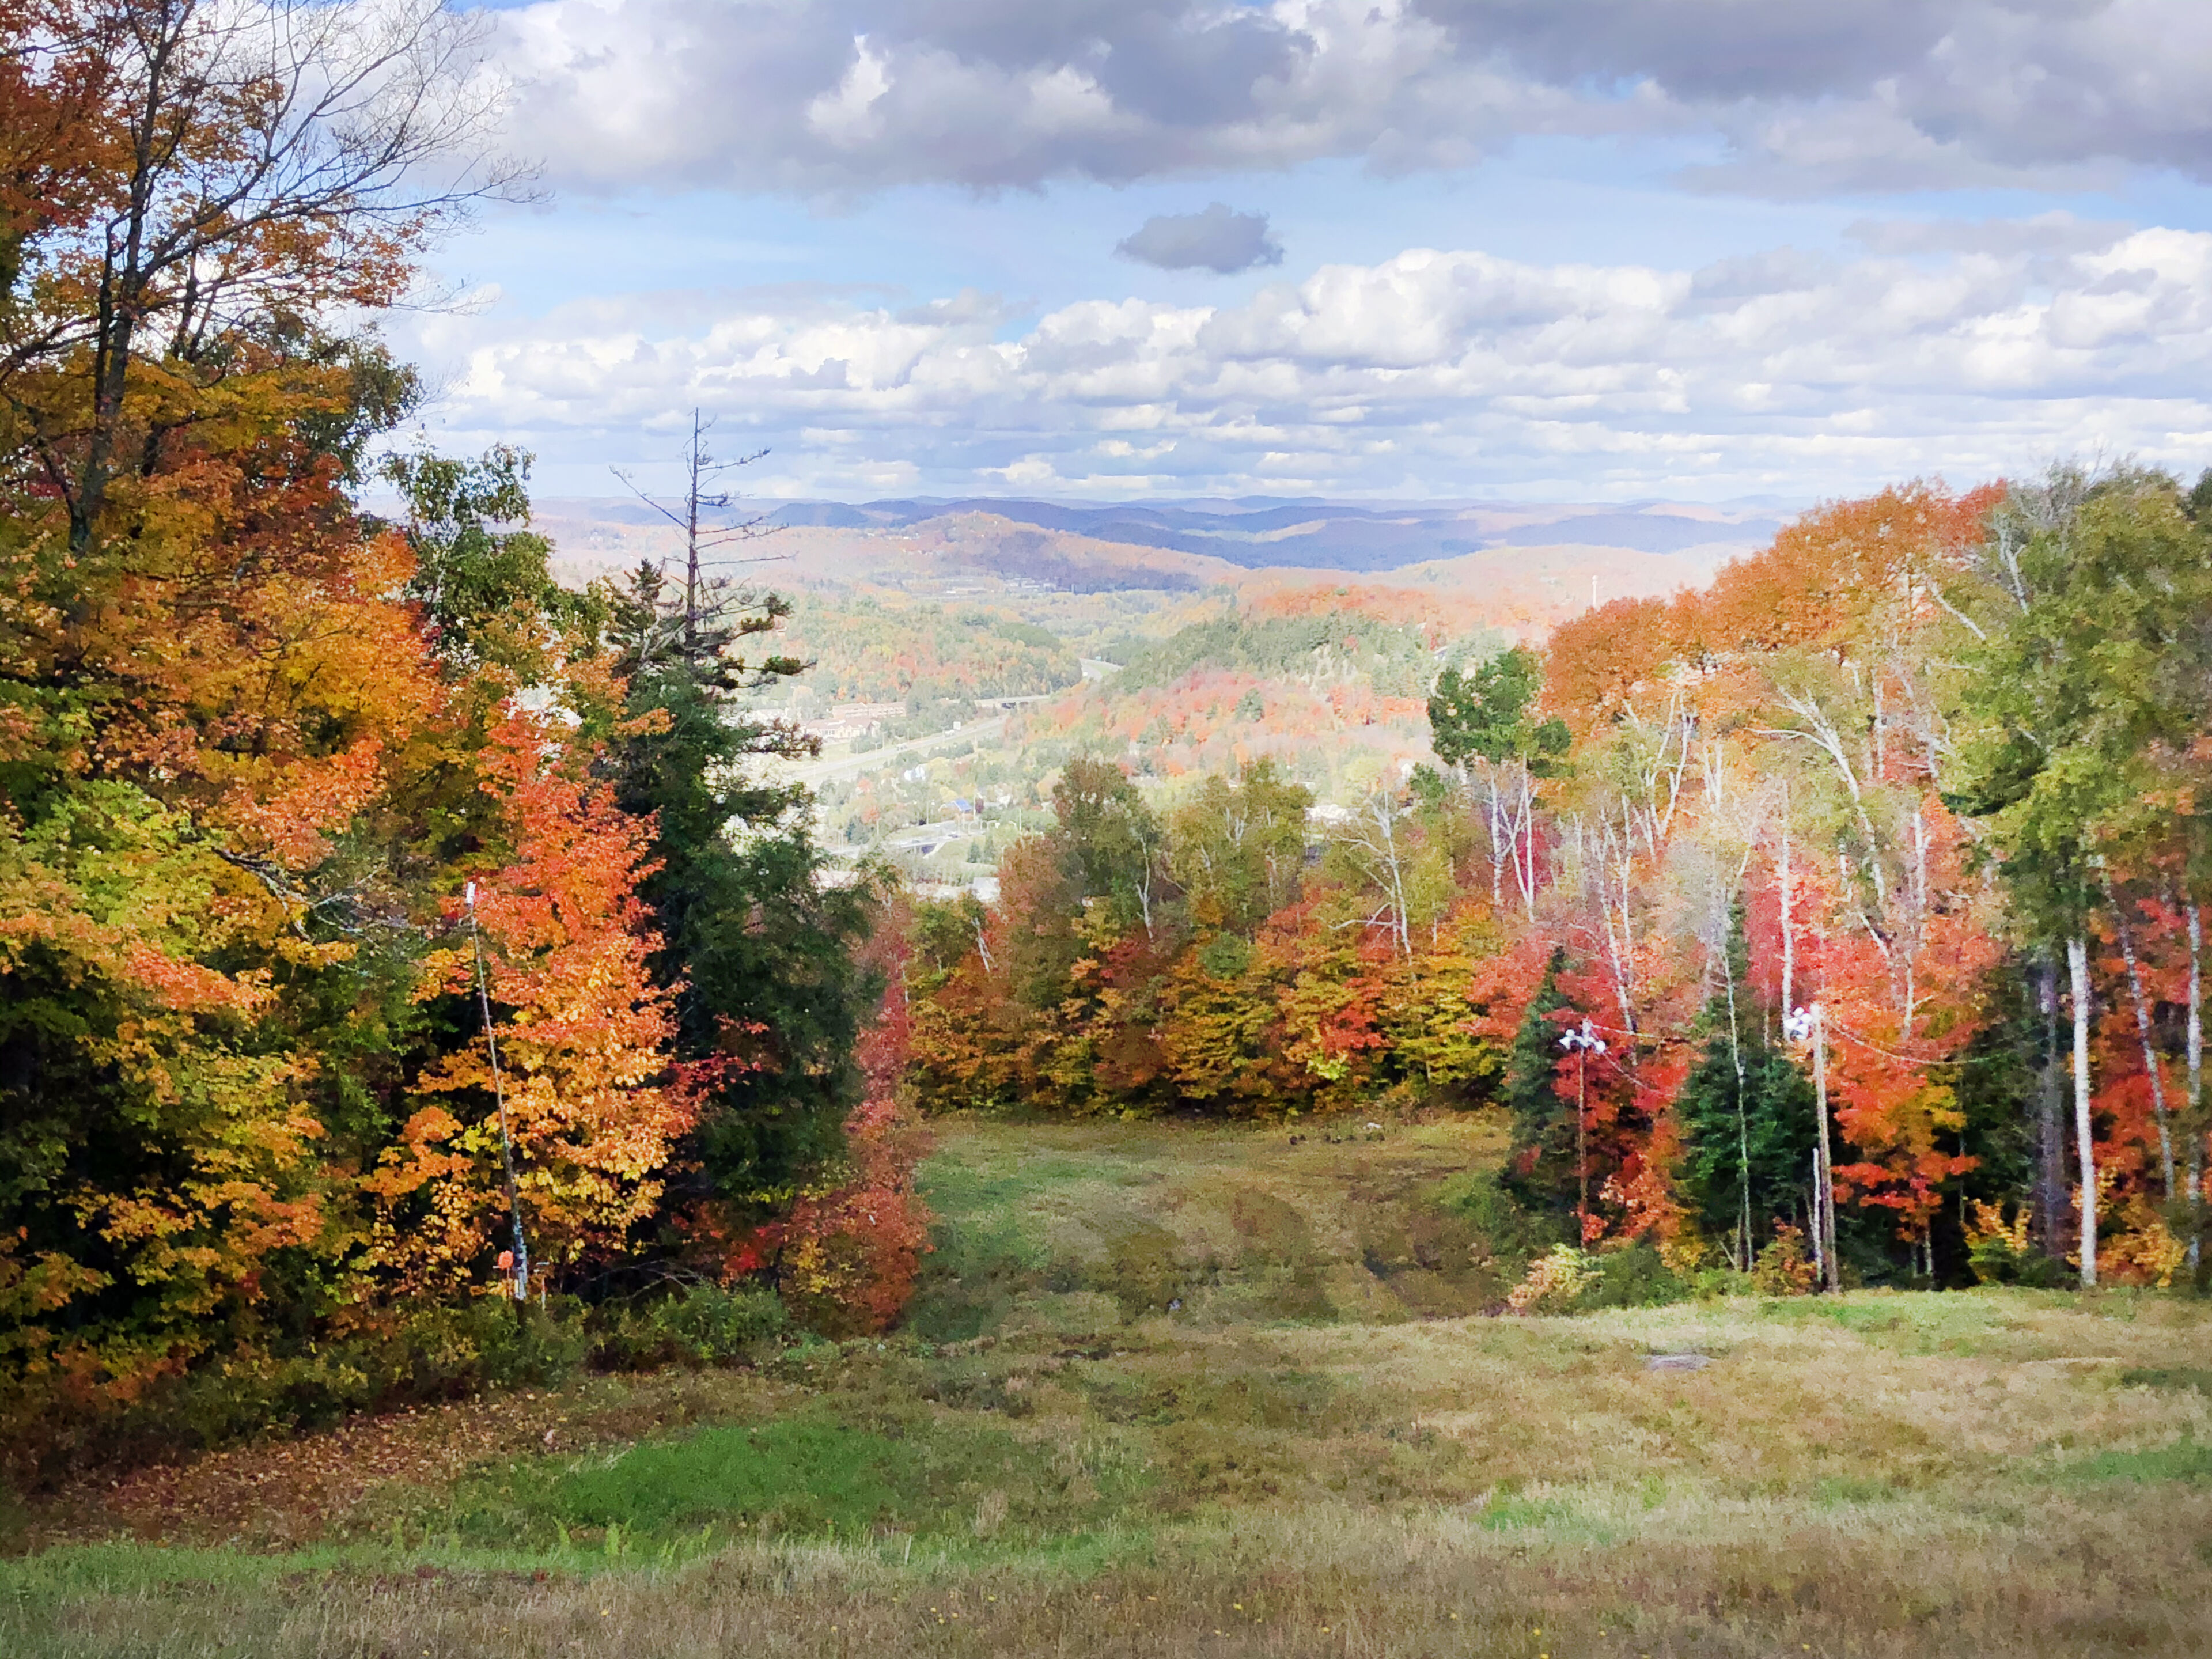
1506 1246 1600 1313
1751 1224 1818 1295
590 1283 788 1370
1579 1241 1687 1309
1438 1168 1563 1279
0 1296 594 1493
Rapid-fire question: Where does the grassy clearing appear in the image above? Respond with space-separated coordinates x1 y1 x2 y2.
9 1115 2212 1656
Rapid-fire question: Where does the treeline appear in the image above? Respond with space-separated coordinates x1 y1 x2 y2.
0 0 917 1483
771 596 1082 706
911 475 2212 1292
1117 611 1437 697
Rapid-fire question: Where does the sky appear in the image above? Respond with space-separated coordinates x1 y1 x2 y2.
391 0 2212 504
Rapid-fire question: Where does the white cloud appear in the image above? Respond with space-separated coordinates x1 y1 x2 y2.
404 226 2212 497
490 0 1611 192
485 0 2212 196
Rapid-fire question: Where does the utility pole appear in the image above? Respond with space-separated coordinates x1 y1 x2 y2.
1813 1003 1837 1291
1560 1018 1607 1242
1787 1002 1840 1291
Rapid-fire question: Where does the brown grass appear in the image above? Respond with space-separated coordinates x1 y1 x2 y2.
8 1116 2212 1657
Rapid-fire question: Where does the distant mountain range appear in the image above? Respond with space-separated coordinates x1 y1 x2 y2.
552 495 1789 575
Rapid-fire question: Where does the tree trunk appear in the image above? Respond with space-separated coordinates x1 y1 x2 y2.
1721 931 1751 1272
1813 1005 1839 1292
2190 904 2204 1274
1517 766 1537 920
2105 878 2175 1195
2036 956 2064 1257
1486 775 1504 908
1779 810 1794 1017
2068 935 2097 1288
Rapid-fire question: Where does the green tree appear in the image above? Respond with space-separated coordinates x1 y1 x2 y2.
1672 906 1816 1266
1429 645 1570 915
1166 758 1312 935
383 445 593 675
604 555 877 1215
1948 466 2212 1283
1498 948 1576 1221
1427 645 1570 772
1051 756 1165 937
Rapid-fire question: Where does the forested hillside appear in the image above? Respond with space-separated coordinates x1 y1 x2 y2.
770 597 1084 706
911 475 2212 1293
8 0 2211 1554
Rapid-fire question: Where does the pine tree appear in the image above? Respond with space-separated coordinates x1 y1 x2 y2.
1672 906 1816 1267
600 433 880 1217
1499 947 1577 1219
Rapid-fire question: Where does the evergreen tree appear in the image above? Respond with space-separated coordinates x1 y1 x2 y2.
604 555 879 1217
1499 948 1577 1219
1672 906 1817 1266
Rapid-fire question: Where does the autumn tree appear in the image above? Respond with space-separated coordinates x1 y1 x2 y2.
0 0 726 1475
1428 643 1569 914
0 0 521 552
1949 467 2212 1283
1166 758 1310 935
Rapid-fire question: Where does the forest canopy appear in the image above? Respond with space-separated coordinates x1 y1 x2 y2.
907 472 2212 1297
0 0 919 1485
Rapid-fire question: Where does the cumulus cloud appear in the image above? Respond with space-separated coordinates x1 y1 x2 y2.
491 0 1501 193
1116 203 1284 274
401 224 2212 499
486 0 2212 195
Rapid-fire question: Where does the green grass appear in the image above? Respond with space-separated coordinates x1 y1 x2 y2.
11 1114 2212 1657
2063 1438 2212 1486
438 1414 1150 1551
904 1114 1516 1342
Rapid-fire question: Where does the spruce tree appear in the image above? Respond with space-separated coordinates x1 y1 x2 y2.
604 548 878 1216
1499 947 1577 1219
1672 905 1817 1266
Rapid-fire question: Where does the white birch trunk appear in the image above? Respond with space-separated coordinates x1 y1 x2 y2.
1813 1004 1839 1292
2069 935 2098 1288
2191 904 2204 1271
1779 810 1794 1019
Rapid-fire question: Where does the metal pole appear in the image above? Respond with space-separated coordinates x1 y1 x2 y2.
1813 1003 1838 1292
1577 1045 1588 1241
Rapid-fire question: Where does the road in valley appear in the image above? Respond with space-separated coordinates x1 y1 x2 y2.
774 714 1011 788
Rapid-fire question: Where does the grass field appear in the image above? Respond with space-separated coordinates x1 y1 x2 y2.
7 1116 2212 1657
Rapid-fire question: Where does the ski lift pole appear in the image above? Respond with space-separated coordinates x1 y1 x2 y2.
466 882 531 1302
1786 1002 1840 1293
1560 1020 1608 1243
